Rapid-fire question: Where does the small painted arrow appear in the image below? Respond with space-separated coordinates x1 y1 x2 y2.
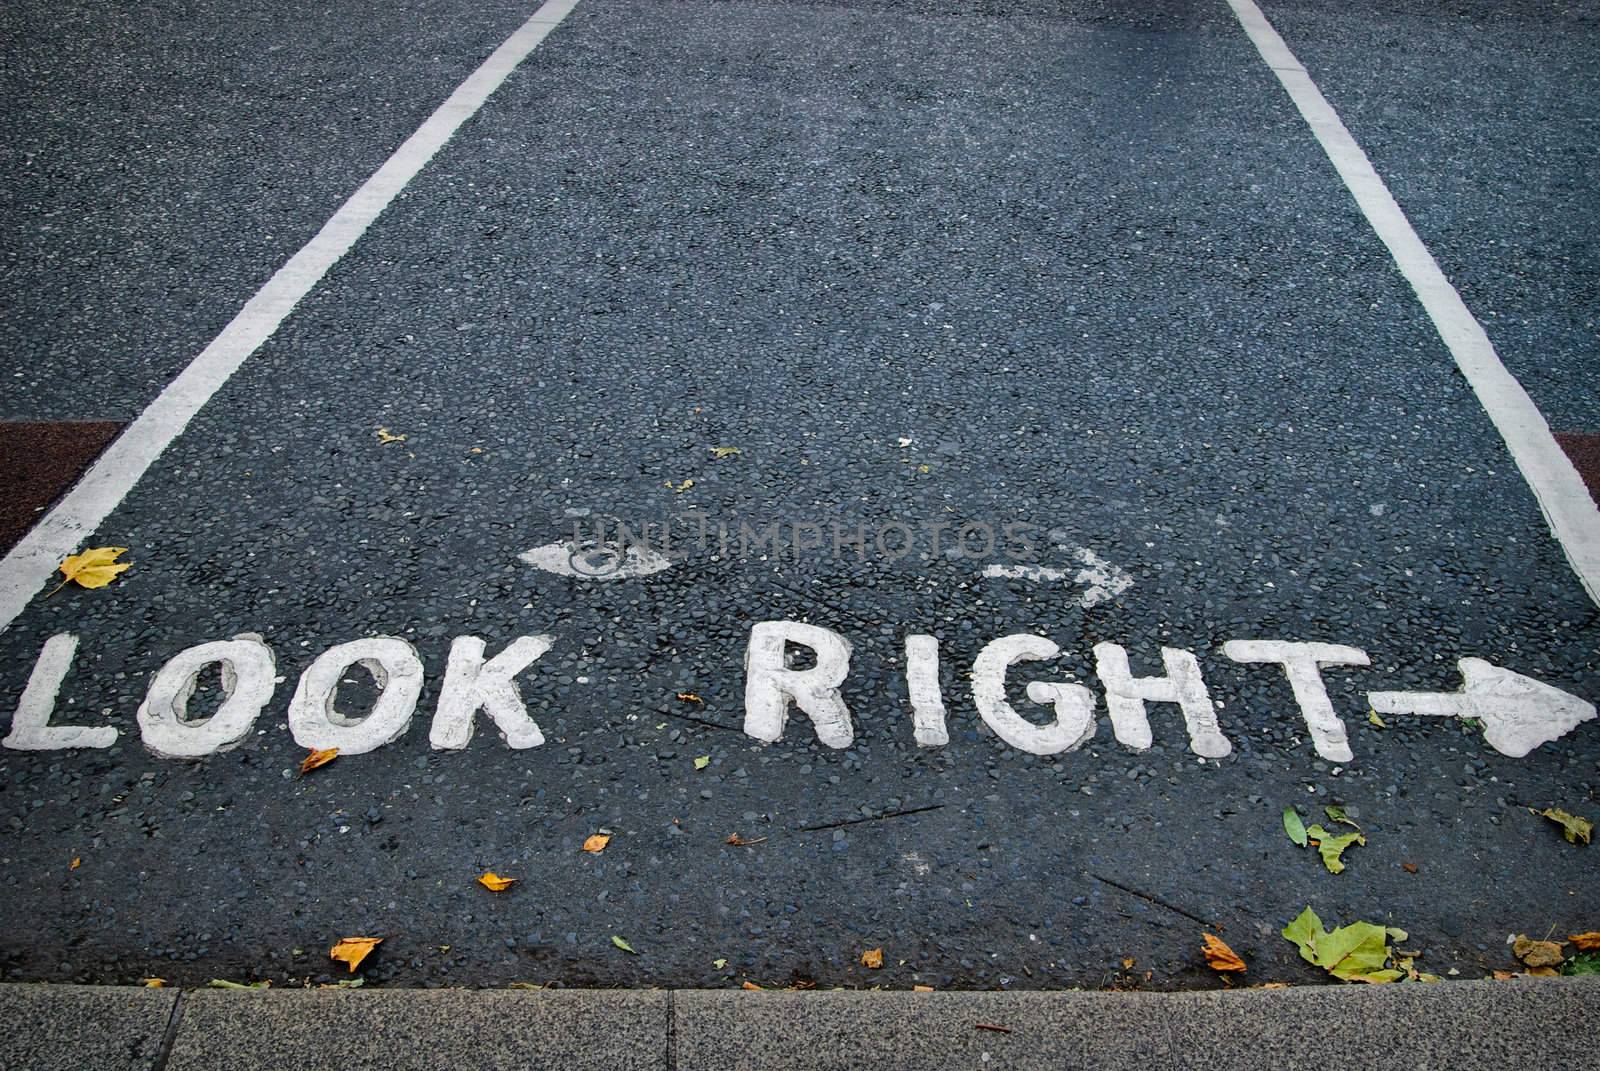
1369 658 1595 758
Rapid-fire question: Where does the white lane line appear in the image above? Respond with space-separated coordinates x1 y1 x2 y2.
0 0 582 636
1227 0 1600 609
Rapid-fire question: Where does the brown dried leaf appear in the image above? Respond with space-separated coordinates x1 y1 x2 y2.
861 948 884 969
726 832 767 847
582 834 611 853
1121 957 1136 970
478 871 516 892
741 981 763 991
1202 933 1247 972
1570 932 1600 951
1401 862 1419 874
299 748 338 775
69 857 81 870
329 936 382 973
675 692 704 704
1491 969 1516 981
1512 935 1566 968
913 984 934 992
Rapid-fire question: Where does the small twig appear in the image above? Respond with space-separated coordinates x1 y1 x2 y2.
974 1024 1012 1034
796 804 944 833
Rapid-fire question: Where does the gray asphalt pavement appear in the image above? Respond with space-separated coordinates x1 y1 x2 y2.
1 0 1596 995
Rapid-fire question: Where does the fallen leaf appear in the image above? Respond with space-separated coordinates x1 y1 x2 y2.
709 446 741 459
1259 982 1290 989
1525 966 1561 977
375 427 406 444
142 978 165 988
741 981 763 990
478 871 517 892
1491 969 1516 981
1367 709 1388 728
612 935 638 955
50 547 132 595
329 936 382 973
1512 935 1566 968
1305 825 1366 874
507 982 544 990
913 984 934 992
1201 933 1247 972
693 756 710 771
1121 957 1136 970
319 978 365 989
299 747 338 775
208 979 271 989
582 834 611 853
69 857 81 870
1282 806 1307 847
1540 807 1593 845
676 692 704 704
714 958 728 969
861 948 884 969
665 478 694 493
1402 862 1419 874
1283 906 1410 984
726 832 767 847
1323 805 1361 830
1570 932 1600 952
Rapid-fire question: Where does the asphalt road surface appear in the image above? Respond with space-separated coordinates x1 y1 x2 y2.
1 0 1596 991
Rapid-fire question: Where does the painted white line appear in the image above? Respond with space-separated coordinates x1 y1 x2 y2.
0 0 582 636
1227 0 1600 608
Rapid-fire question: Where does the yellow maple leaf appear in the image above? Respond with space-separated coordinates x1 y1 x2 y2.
478 871 516 892
860 948 884 969
69 857 81 871
1570 932 1600 951
582 834 611 853
299 747 338 775
329 936 382 973
1201 933 1247 972
50 547 131 595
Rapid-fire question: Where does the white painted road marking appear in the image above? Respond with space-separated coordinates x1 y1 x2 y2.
1228 0 1600 608
2 633 115 750
6 625 1594 759
1223 640 1370 763
0 0 583 637
981 545 1134 609
1369 658 1596 758
519 540 674 580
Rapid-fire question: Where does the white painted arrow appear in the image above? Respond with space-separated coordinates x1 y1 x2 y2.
1369 658 1595 758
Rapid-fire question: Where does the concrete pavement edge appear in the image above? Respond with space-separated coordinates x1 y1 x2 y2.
0 978 1593 1071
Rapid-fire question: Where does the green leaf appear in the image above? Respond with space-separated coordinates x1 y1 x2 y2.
1305 825 1365 874
1283 906 1323 964
1540 807 1593 845
1563 953 1600 976
611 935 638 955
713 958 728 969
1323 805 1361 830
206 979 269 989
693 755 710 771
1367 710 1388 728
1282 906 1410 983
1283 807 1307 847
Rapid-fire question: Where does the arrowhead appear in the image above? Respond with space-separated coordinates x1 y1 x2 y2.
1458 658 1596 758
